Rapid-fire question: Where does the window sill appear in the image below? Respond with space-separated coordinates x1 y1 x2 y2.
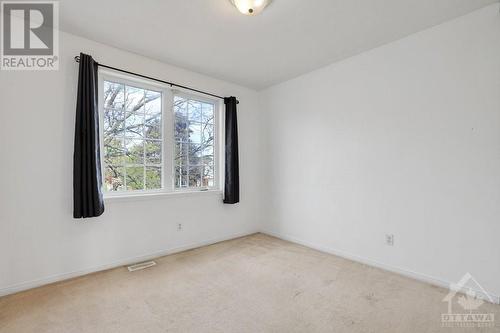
104 189 222 202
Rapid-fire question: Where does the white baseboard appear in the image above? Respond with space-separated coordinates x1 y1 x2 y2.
261 229 500 305
0 230 258 297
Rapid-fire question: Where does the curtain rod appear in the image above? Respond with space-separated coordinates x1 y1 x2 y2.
74 55 224 100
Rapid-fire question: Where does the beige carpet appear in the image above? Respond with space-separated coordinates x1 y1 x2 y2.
1 233 498 333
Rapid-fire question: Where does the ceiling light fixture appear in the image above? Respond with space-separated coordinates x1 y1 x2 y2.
230 0 272 16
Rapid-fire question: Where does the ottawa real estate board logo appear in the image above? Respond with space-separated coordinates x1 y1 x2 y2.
441 273 495 328
1 1 59 70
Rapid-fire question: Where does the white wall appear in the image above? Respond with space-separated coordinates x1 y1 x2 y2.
0 31 264 295
261 4 500 299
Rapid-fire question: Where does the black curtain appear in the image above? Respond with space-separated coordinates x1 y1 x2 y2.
223 97 240 204
73 53 105 218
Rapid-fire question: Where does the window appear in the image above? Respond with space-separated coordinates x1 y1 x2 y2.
173 95 215 189
100 71 219 197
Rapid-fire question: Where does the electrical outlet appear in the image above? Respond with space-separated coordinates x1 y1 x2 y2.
385 234 394 246
177 223 183 231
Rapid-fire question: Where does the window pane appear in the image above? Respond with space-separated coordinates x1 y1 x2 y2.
174 114 189 142
125 112 144 139
188 122 202 143
104 136 125 166
202 145 213 157
146 166 161 190
174 96 187 116
126 166 145 190
124 139 144 164
202 145 214 165
145 113 161 139
203 165 214 188
201 103 214 124
188 166 202 187
104 165 124 191
145 140 161 164
103 108 124 135
125 86 145 112
188 100 202 122
188 143 202 165
104 81 124 109
202 124 214 145
175 142 188 166
145 90 161 115
175 166 188 188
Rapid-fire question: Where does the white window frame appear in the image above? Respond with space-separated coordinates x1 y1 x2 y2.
98 69 222 199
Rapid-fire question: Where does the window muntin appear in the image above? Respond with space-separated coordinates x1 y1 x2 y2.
102 80 163 193
173 95 215 189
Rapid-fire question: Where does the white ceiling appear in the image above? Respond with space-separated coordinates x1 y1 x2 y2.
59 0 497 90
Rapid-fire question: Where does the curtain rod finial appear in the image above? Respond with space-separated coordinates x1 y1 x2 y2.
74 55 80 63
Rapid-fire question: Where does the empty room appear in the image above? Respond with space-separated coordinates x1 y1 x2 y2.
1 0 499 332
